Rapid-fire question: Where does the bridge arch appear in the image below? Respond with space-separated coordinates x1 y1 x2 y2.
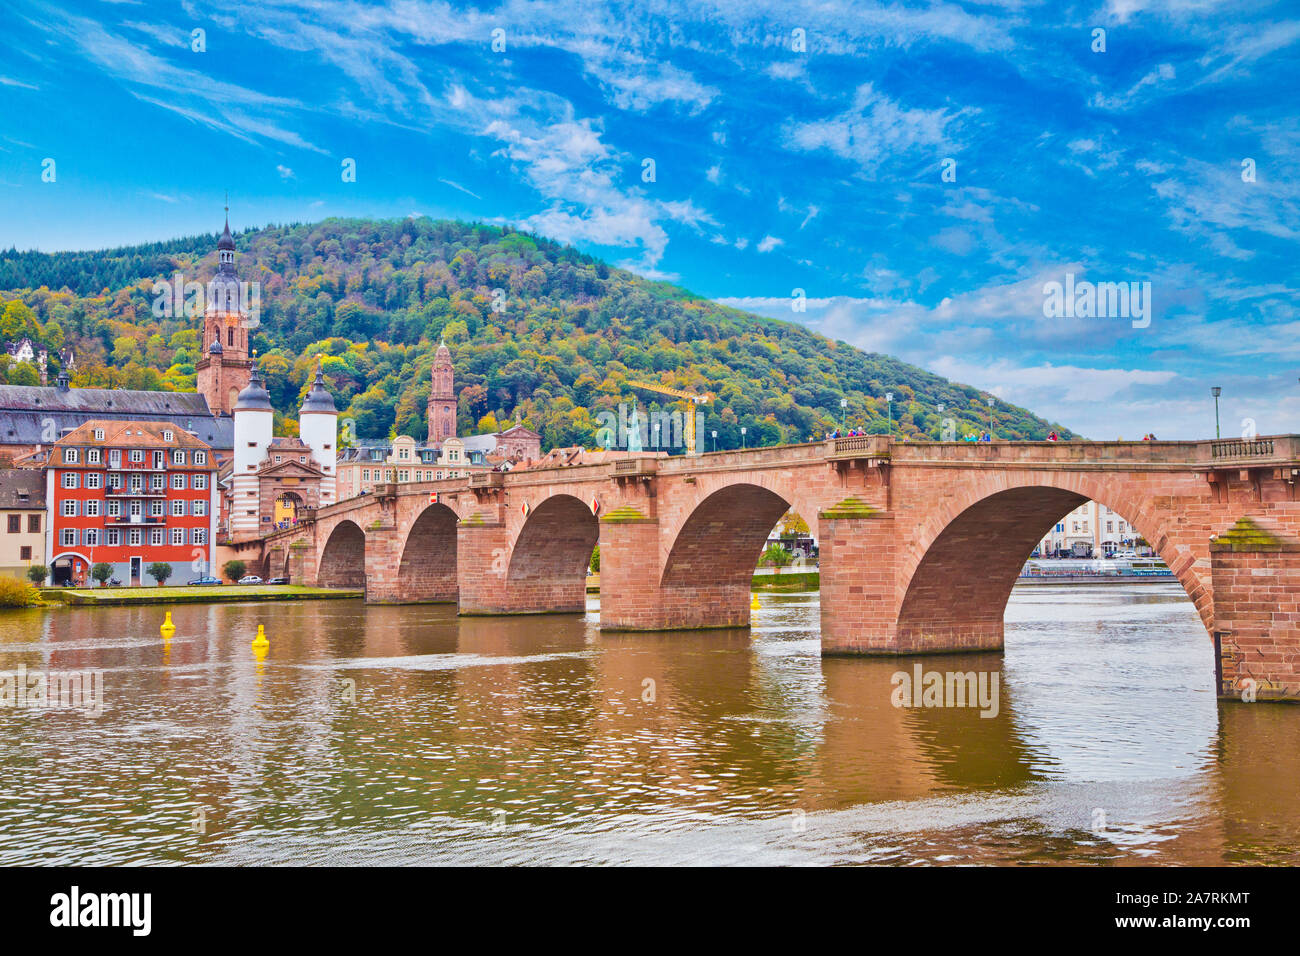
396 503 459 602
317 519 367 590
895 476 1212 651
659 482 795 628
506 494 599 613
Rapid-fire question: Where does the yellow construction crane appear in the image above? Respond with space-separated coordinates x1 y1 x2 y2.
627 380 712 456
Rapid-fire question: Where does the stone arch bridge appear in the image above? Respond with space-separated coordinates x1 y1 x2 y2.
251 435 1300 700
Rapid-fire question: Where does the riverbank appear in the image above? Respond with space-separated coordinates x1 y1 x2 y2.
1016 574 1175 585
51 585 363 606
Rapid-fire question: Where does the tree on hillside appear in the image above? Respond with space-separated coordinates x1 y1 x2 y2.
6 363 39 386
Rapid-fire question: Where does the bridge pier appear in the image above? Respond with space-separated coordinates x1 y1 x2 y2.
362 525 405 603
285 539 316 586
818 499 907 653
456 518 511 614
1211 518 1300 701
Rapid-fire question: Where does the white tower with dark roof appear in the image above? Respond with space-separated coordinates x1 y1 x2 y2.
298 361 338 505
229 363 274 534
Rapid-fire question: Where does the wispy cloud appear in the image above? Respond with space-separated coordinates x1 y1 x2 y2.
785 83 971 176
438 178 481 200
25 5 325 153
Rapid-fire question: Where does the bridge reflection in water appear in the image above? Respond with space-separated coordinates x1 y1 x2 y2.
0 585 1296 865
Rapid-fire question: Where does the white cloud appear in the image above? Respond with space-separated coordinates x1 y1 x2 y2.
439 178 482 199
29 10 325 153
1089 63 1175 111
933 226 974 256
785 82 969 175
757 235 783 253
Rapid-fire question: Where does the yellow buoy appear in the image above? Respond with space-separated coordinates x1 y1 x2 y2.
160 611 175 639
251 624 269 649
750 594 761 611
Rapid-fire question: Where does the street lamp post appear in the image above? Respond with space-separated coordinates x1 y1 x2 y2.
885 392 893 436
936 403 944 440
740 426 747 450
839 397 847 435
986 397 995 438
1211 386 1222 439
711 429 717 453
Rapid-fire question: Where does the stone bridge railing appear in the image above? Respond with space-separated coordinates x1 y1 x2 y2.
1211 438 1276 460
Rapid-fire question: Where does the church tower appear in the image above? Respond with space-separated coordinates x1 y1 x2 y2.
426 340 456 445
196 206 253 416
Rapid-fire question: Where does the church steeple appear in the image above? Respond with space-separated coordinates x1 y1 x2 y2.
427 340 456 445
196 199 253 416
217 194 236 270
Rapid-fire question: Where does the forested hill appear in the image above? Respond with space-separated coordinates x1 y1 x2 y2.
0 218 1078 447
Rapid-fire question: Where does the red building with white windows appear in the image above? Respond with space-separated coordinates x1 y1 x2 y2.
39 420 219 586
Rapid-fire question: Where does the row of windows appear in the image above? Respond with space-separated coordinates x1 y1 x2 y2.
1066 520 1131 533
64 447 208 467
61 472 209 490
58 498 208 517
390 447 460 463
1052 519 1131 535
60 527 207 547
360 468 463 483
6 515 40 533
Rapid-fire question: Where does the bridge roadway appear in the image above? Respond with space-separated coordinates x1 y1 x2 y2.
241 435 1300 700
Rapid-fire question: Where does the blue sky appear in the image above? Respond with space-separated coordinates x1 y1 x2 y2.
1 0 1298 439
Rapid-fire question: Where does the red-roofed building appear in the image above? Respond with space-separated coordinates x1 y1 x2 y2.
36 420 219 586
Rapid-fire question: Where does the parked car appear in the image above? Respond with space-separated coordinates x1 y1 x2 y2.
266 577 290 585
238 575 263 585
187 576 221 586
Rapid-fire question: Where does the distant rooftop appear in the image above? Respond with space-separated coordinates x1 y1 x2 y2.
0 384 232 450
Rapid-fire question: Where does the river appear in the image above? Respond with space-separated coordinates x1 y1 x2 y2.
0 584 1295 865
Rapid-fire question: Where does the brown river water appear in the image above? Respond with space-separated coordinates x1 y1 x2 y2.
0 584 1296 865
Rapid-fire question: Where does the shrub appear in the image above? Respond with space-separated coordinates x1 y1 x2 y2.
0 576 42 608
147 562 173 586
222 560 246 583
759 543 793 574
91 562 113 587
26 564 48 586
589 544 600 574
